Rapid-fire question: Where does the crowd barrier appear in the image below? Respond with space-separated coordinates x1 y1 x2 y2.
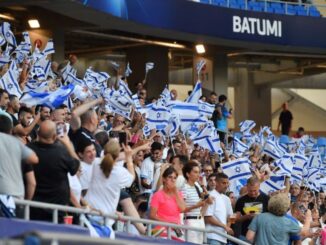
13 199 250 245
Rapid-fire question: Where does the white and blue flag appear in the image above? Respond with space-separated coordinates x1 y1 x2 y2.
196 59 206 75
239 120 256 135
274 153 294 177
125 62 132 77
1 22 16 47
185 80 202 103
145 62 154 74
0 60 22 97
221 157 252 182
260 174 285 195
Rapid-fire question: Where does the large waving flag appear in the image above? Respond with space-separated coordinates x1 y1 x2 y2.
263 139 282 160
185 80 202 103
290 154 307 183
1 22 16 47
232 137 249 157
161 114 180 137
260 174 285 195
304 168 320 192
274 153 294 177
239 120 256 135
306 145 322 168
20 83 75 109
221 157 252 182
198 100 215 118
146 102 171 131
14 32 31 62
61 62 77 82
0 60 22 97
192 122 223 155
84 67 109 95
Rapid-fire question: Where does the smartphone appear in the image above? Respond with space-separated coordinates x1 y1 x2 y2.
56 122 66 137
109 131 127 146
203 194 210 200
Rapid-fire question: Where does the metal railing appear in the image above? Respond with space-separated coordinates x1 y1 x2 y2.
196 0 326 17
13 198 250 245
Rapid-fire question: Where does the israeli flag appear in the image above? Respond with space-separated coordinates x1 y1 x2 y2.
185 80 202 103
260 174 285 195
146 102 171 131
161 114 180 137
31 58 51 81
307 145 322 168
145 62 154 74
66 72 85 86
0 33 5 46
196 60 206 75
297 139 306 155
24 79 47 92
42 39 55 56
118 78 132 97
305 168 320 192
239 120 256 134
160 86 172 104
274 153 294 177
263 139 282 160
0 54 10 67
72 84 92 101
192 122 223 155
221 157 252 182
103 87 133 119
84 68 109 95
20 83 75 109
111 61 120 71
14 31 31 58
168 100 201 119
1 22 16 47
181 115 208 137
292 154 307 177
197 100 214 117
125 62 132 77
61 62 77 82
320 177 326 191
232 136 249 157
0 60 22 97
132 94 142 111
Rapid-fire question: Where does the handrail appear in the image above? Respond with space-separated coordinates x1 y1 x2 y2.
14 198 250 245
196 0 326 16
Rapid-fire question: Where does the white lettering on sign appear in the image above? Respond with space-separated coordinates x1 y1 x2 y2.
233 16 282 37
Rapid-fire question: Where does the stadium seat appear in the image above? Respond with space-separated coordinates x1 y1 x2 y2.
274 8 286 14
309 10 321 17
297 9 308 16
317 137 326 147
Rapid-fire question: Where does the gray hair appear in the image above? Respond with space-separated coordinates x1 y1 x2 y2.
268 193 290 216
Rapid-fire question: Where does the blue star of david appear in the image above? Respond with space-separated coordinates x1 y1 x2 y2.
201 105 206 110
190 123 198 132
157 112 161 118
7 84 13 89
235 166 241 173
6 32 11 38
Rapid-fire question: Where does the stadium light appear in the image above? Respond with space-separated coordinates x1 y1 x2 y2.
196 44 205 54
28 19 40 29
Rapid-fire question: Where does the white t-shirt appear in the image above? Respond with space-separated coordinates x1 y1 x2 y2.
84 162 133 225
79 158 101 190
205 189 233 243
140 157 162 194
68 173 82 202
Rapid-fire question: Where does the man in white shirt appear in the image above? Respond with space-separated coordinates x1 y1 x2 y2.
140 142 163 198
205 173 234 245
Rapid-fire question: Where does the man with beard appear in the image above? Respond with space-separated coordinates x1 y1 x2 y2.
13 107 40 143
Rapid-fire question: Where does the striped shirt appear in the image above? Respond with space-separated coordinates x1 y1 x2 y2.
181 182 202 217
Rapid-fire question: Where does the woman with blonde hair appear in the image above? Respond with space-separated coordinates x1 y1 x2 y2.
84 139 135 231
246 192 311 245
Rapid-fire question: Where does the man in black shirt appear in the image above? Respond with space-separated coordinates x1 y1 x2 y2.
6 95 20 126
28 120 80 222
69 98 103 157
277 102 293 135
235 177 269 239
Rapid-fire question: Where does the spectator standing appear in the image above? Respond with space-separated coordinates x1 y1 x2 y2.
277 102 293 136
6 95 20 126
212 95 232 144
0 115 38 199
28 120 80 222
235 177 269 240
205 173 234 245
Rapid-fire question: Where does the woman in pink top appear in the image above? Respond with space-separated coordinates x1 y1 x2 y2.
149 166 186 240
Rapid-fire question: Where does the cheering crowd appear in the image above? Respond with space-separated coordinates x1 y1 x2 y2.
1 22 326 245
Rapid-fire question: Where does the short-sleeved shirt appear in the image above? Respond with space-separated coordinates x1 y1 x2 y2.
140 157 162 194
0 133 34 197
28 141 80 205
248 212 300 245
235 193 269 236
205 189 233 243
150 190 183 225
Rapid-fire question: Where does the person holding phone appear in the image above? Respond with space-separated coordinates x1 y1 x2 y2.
234 177 269 241
182 161 212 244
